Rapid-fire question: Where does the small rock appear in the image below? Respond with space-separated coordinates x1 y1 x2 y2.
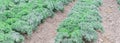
99 38 103 42
110 6 113 8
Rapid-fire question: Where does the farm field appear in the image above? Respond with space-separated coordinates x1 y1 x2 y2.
0 0 120 43
24 2 76 43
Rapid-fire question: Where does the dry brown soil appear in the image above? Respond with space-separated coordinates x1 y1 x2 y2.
97 0 120 43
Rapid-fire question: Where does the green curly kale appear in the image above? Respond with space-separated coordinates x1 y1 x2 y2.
0 21 12 33
117 0 120 5
0 14 7 21
12 20 33 35
0 31 24 43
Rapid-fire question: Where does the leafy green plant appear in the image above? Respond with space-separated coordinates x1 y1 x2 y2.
117 0 120 5
0 14 7 21
5 18 19 25
10 31 24 43
0 0 15 12
0 31 24 43
0 33 14 43
12 20 33 35
0 21 12 33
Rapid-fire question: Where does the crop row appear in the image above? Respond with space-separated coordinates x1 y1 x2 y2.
0 0 73 43
55 0 103 43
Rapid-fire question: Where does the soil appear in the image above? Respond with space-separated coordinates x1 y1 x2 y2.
97 0 120 43
24 2 76 43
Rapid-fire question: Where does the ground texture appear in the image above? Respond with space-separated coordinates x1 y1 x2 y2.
97 0 120 43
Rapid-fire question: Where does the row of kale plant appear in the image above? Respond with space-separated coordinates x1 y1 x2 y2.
55 0 104 43
0 0 73 43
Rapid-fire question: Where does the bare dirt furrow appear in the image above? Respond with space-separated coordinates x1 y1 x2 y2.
97 0 120 43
